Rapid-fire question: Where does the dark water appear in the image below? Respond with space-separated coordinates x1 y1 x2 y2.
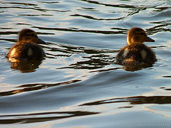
0 0 171 127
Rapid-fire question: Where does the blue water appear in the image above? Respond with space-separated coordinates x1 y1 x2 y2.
0 0 171 127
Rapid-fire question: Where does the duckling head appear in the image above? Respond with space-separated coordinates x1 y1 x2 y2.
127 27 155 45
17 29 45 44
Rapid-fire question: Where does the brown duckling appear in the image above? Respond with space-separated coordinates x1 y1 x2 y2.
7 29 45 62
116 27 156 68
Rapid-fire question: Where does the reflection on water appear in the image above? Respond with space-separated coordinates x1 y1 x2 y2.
0 0 171 127
10 60 43 73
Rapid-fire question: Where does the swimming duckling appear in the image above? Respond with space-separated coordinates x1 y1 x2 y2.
116 27 156 68
7 29 45 62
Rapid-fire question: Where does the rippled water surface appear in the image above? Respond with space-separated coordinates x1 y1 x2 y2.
0 0 171 127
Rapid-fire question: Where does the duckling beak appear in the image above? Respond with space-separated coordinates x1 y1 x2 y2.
145 36 155 42
38 38 46 44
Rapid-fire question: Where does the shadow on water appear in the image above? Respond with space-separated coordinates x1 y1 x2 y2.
0 79 80 97
80 95 171 107
33 26 127 34
0 111 99 124
0 93 170 124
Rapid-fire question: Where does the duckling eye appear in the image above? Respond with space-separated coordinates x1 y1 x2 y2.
30 34 37 37
26 32 37 37
26 33 37 38
141 33 146 36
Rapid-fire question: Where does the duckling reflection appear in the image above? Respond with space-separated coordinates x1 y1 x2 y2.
7 29 46 72
10 60 42 73
116 27 156 71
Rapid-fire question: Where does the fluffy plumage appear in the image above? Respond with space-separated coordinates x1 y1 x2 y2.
7 29 45 62
116 27 156 68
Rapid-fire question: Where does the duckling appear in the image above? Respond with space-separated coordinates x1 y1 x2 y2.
116 27 156 68
7 29 45 62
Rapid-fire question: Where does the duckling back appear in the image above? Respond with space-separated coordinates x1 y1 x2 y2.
8 42 45 62
116 43 156 67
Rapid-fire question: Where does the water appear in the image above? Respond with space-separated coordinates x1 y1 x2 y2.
0 0 171 127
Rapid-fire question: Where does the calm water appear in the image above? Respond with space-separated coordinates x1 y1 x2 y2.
0 0 171 127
